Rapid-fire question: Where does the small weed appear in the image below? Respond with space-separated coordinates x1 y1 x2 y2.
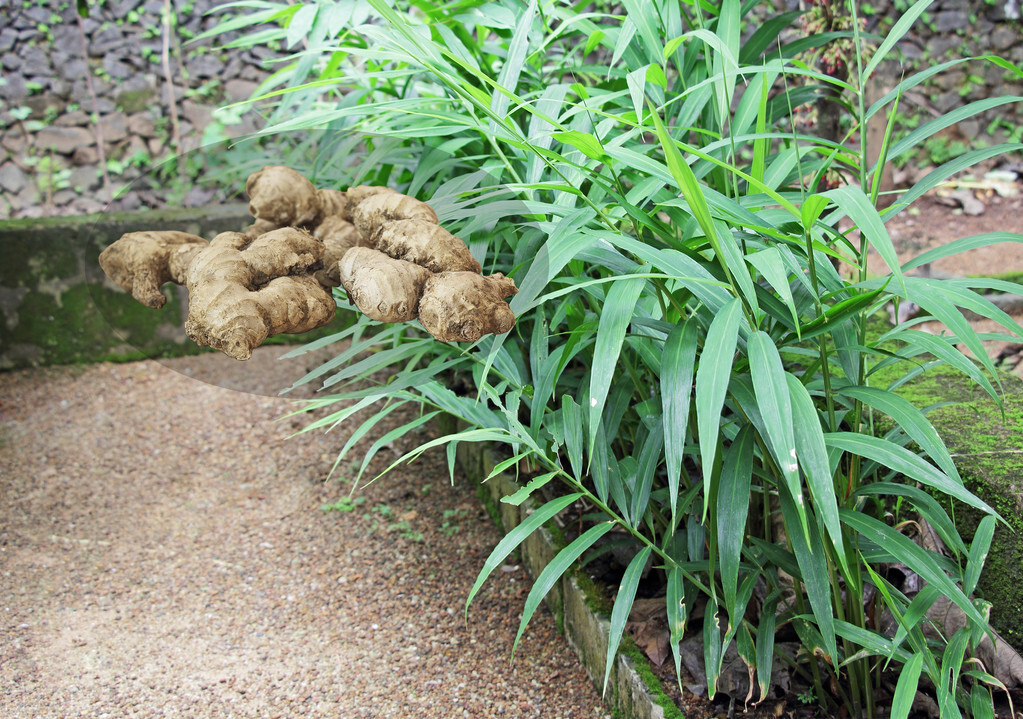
322 496 366 513
797 688 817 705
439 507 469 536
387 520 424 543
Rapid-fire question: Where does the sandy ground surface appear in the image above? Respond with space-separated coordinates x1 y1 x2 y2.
0 347 609 718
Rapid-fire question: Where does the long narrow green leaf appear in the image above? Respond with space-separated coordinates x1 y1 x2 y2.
886 329 998 401
717 426 753 615
661 318 698 521
501 471 558 507
839 385 960 483
466 493 582 619
749 332 807 542
890 652 925 719
825 432 997 517
779 485 837 664
853 482 967 557
901 233 1023 272
971 684 995 719
490 0 535 121
785 374 845 569
357 411 441 482
747 247 799 332
630 417 664 526
514 522 615 655
796 285 888 342
965 515 996 596
824 185 904 291
696 299 742 518
603 546 653 695
885 97 1022 166
838 509 988 630
703 594 724 698
562 395 584 480
587 276 647 454
666 567 687 693
755 590 780 703
649 103 715 243
862 0 936 80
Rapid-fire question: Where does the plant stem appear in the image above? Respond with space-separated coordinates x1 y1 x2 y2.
76 10 112 202
161 0 186 190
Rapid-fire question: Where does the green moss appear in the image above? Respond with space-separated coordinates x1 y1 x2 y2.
0 282 195 367
619 637 687 719
115 87 157 114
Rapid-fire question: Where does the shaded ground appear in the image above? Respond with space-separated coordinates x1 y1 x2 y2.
0 348 608 718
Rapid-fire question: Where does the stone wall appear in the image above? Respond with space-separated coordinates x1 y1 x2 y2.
870 0 1022 146
0 0 1019 223
0 0 285 220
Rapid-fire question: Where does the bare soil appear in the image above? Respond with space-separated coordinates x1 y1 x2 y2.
0 348 608 719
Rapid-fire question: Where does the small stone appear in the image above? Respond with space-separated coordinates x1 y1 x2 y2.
126 112 156 138
22 95 67 120
991 26 1018 51
7 185 40 212
224 79 258 102
102 56 134 80
55 109 91 128
21 46 50 77
72 145 100 165
1 53 20 72
0 28 17 53
113 192 141 212
59 57 89 83
71 197 106 215
69 165 101 193
190 53 224 78
185 186 215 207
89 26 128 57
52 189 78 208
0 162 28 194
1 132 27 155
0 73 27 101
935 10 969 33
928 36 962 57
181 100 212 133
933 91 962 114
36 126 95 154
98 114 128 143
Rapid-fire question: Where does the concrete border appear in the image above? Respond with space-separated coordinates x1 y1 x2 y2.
0 205 349 369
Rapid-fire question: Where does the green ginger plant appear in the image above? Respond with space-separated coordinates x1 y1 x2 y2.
205 0 1023 716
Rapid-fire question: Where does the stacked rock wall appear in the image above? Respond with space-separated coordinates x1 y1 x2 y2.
873 0 1022 142
0 1 1019 222
0 0 284 219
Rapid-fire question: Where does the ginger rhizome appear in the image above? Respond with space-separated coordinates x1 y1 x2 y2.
98 165 517 359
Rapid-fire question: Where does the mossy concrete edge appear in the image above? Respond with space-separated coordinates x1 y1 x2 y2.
0 205 350 369
871 356 1023 652
441 415 675 719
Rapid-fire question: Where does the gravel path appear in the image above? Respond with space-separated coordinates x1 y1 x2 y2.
0 347 608 718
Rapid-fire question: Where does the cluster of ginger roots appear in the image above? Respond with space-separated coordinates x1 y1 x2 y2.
99 166 518 360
